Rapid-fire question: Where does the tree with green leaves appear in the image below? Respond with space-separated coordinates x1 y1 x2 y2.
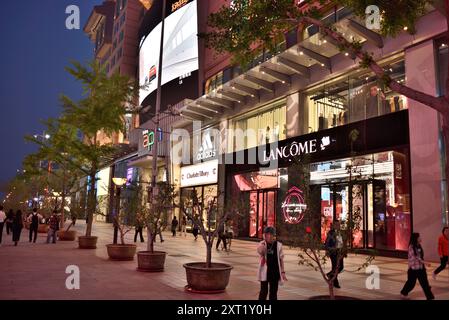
203 0 449 212
27 60 139 239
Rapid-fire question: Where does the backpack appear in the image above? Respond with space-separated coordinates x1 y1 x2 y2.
31 214 39 226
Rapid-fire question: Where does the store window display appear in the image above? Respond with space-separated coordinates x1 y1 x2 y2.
307 60 407 132
233 101 287 152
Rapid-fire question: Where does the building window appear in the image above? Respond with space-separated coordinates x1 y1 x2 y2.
205 71 223 94
119 30 124 43
233 100 287 152
306 60 407 133
117 47 123 59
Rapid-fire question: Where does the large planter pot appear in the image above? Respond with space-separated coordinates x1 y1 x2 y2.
106 244 137 261
183 262 233 293
78 236 98 249
38 224 49 233
58 230 77 241
136 251 166 272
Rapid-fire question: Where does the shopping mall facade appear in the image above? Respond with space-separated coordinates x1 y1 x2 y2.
117 0 448 260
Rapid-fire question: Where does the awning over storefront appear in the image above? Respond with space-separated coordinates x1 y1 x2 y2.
180 17 383 121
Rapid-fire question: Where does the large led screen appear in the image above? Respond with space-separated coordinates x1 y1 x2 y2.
139 0 198 105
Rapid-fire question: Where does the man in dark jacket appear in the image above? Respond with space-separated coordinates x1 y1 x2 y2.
47 211 59 244
215 223 228 251
28 208 42 243
171 216 178 237
325 221 344 289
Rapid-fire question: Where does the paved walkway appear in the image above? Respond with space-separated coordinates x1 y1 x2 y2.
0 222 448 300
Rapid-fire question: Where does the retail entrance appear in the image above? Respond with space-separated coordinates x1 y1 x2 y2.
319 180 390 250
247 190 277 238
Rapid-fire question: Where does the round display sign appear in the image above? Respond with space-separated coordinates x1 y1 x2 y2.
281 186 307 224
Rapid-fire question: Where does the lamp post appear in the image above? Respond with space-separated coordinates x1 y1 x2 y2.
112 177 127 244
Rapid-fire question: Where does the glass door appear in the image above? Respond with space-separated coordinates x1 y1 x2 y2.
248 190 277 238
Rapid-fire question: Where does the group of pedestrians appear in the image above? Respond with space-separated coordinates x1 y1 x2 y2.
0 206 61 246
256 223 448 301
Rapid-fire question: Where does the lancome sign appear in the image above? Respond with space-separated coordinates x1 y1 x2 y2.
180 159 218 187
263 136 332 162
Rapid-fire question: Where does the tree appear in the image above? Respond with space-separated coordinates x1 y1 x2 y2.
23 122 85 230
143 181 177 252
180 189 248 268
36 60 139 238
294 131 375 299
202 0 449 216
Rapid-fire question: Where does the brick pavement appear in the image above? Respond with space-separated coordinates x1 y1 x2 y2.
0 222 448 300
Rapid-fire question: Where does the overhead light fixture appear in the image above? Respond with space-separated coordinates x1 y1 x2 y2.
282 81 286 84
323 39 327 44
299 51 304 55
345 52 349 56
403 26 408 31
251 94 255 98
321 63 325 67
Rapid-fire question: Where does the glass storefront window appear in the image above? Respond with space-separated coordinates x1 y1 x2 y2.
180 184 218 231
233 102 287 152
311 150 411 251
307 60 407 133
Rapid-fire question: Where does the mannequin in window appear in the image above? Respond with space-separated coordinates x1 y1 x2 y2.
273 122 280 142
265 126 271 145
366 85 387 119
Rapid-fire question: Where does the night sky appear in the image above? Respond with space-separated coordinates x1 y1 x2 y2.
0 0 100 197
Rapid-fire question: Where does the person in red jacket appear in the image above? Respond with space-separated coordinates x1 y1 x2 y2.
433 226 448 280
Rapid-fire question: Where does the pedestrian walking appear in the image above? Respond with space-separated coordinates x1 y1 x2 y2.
433 226 448 280
400 233 435 300
192 223 199 240
215 222 228 251
71 212 77 226
0 206 6 246
257 226 287 300
156 219 164 243
12 210 23 246
27 208 43 243
6 209 14 235
171 216 178 237
134 213 144 243
325 221 344 289
181 215 187 237
46 211 59 244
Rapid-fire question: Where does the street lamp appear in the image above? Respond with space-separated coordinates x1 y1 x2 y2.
112 177 127 244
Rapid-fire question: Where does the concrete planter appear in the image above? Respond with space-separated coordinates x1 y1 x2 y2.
183 262 233 293
136 251 166 272
106 244 137 261
58 230 77 241
78 236 98 249
38 224 49 233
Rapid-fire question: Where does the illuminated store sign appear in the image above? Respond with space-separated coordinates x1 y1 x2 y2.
281 187 307 224
263 136 332 162
180 160 218 187
142 128 163 151
196 132 216 161
171 0 190 12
